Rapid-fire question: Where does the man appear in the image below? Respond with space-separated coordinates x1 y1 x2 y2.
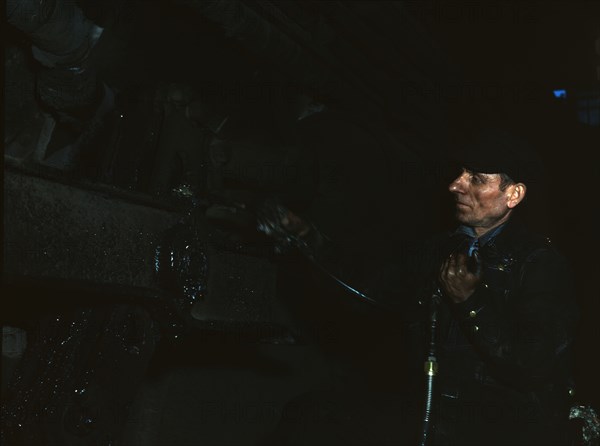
258 128 578 445
425 143 578 445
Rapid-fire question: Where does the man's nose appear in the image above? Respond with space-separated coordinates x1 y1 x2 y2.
449 171 467 193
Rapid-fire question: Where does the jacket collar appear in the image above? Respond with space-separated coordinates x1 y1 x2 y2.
453 222 507 248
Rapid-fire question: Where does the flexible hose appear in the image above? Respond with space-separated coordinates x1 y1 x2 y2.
420 371 435 446
258 215 443 443
291 233 380 306
419 290 440 446
307 257 380 305
296 234 441 444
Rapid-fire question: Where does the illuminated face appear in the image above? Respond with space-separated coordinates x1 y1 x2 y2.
448 169 525 235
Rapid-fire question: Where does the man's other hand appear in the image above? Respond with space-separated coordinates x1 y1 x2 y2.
439 251 482 303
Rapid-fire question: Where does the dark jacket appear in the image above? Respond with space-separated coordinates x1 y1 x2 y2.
302 218 579 445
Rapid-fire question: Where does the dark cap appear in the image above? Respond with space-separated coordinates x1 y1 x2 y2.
452 127 543 185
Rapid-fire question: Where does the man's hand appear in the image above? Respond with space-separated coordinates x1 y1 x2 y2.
279 210 311 237
256 199 311 253
439 251 482 303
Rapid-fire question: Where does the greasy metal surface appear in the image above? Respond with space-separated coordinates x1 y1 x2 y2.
156 208 283 328
1 305 157 446
155 208 210 319
196 250 277 323
4 166 288 332
3 168 181 290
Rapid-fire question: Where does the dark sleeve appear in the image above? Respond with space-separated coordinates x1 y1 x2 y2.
449 247 578 388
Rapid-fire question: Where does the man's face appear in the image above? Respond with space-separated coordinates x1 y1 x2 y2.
449 168 519 233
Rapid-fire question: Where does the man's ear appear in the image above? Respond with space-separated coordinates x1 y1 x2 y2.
507 183 526 209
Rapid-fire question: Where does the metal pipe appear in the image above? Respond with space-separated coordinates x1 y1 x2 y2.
7 0 104 113
6 0 101 69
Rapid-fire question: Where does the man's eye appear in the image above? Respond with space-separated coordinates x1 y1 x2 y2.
470 175 484 184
